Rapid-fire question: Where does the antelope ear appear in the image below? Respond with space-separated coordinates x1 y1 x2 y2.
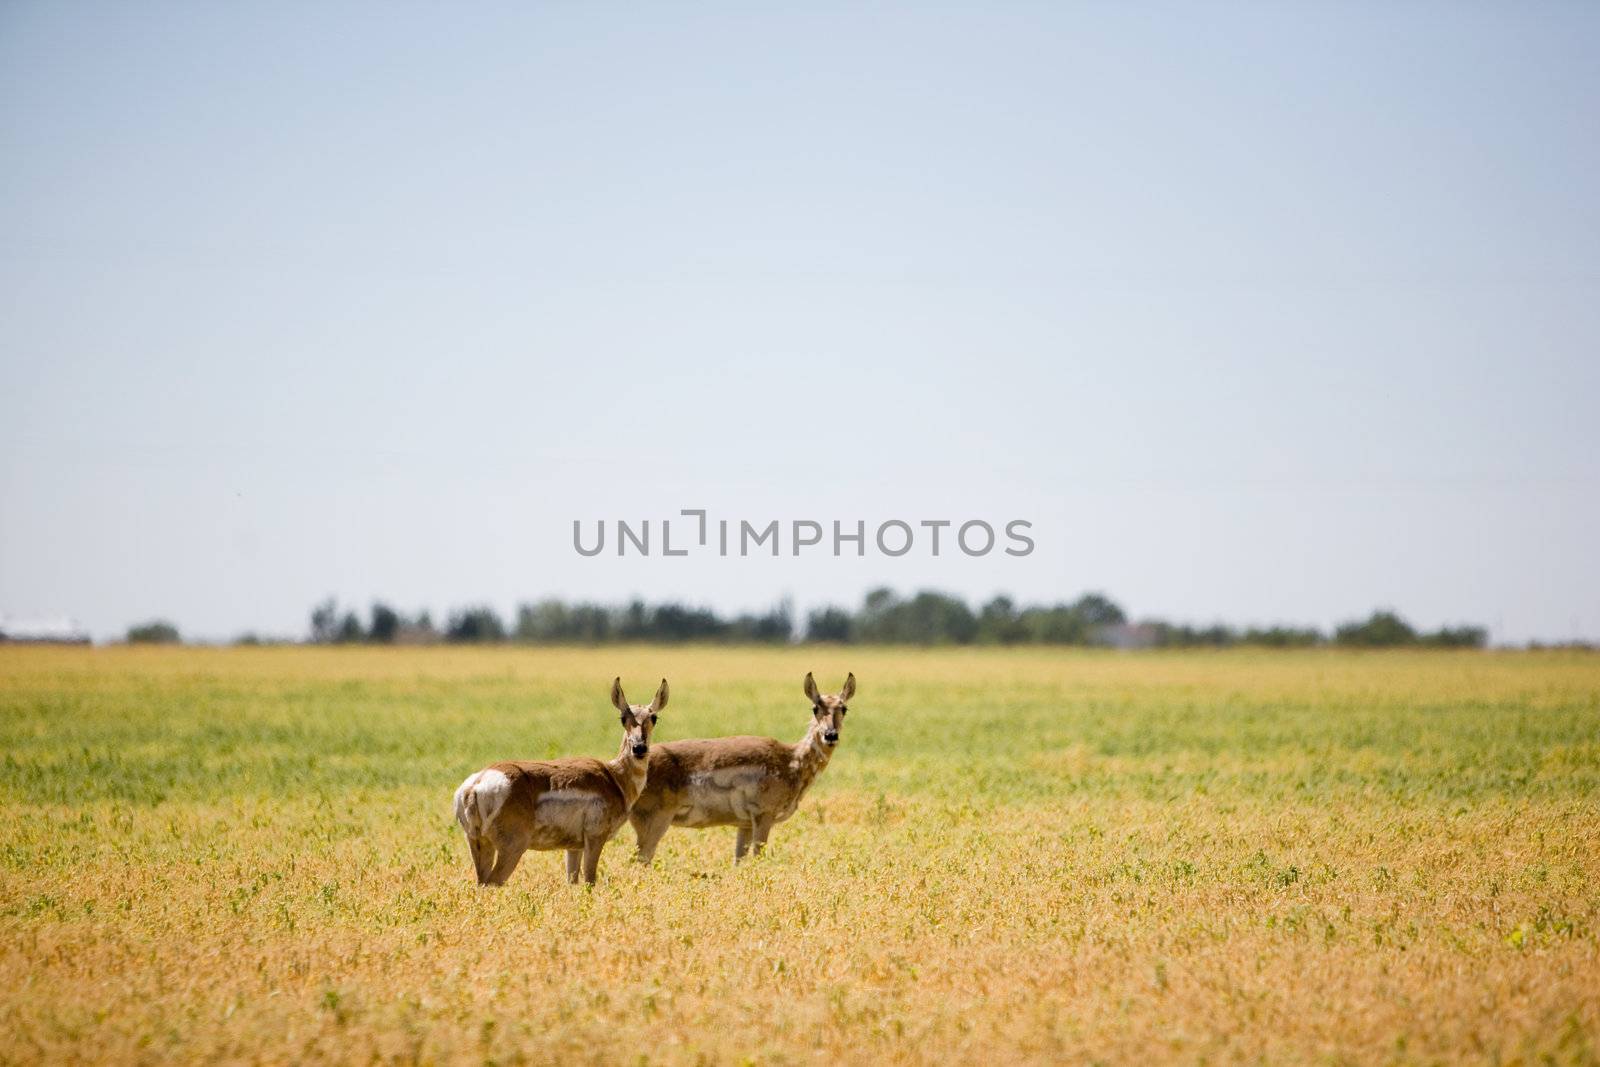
840 672 856 701
611 677 628 714
651 678 669 713
803 671 820 704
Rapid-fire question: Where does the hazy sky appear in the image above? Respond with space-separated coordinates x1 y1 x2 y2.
2 3 1596 644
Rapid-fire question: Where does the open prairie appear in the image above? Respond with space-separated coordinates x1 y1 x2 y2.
1 645 1598 1065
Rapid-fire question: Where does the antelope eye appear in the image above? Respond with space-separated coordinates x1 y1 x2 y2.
839 707 847 715
649 713 658 725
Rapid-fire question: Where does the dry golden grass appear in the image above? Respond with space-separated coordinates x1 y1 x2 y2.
2 644 1598 1065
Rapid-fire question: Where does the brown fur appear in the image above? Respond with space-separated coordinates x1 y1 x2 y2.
630 672 854 863
455 677 666 885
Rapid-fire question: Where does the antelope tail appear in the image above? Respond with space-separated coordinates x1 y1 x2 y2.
453 768 512 839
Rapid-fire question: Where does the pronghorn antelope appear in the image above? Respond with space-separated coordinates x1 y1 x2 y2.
629 671 854 864
453 677 667 886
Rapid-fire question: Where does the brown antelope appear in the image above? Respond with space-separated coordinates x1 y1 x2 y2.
453 677 667 886
629 671 854 864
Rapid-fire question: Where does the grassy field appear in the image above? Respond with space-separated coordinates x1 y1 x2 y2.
1 645 1598 1065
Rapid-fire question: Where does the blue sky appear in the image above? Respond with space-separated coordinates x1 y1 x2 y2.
2 2 1596 643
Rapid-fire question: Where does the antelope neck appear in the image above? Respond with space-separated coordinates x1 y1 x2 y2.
791 722 834 789
607 744 650 808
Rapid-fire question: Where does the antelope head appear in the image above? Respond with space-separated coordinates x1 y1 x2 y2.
802 671 855 748
611 676 667 759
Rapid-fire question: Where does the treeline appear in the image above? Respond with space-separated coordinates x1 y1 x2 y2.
1143 612 1487 649
301 590 1489 649
307 597 795 645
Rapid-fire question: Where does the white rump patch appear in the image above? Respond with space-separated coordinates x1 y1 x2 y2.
453 769 512 837
452 773 480 832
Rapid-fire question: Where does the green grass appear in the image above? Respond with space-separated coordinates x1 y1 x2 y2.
2 645 1598 1064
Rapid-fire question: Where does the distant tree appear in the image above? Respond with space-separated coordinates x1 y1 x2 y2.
856 589 976 644
336 612 364 643
977 596 1026 644
1070 593 1126 628
1019 604 1090 644
1163 623 1236 648
515 601 612 642
1422 625 1488 649
1335 610 1417 647
853 587 900 641
567 604 612 642
728 600 793 643
862 587 899 616
615 601 651 641
310 598 339 644
1242 625 1324 648
650 602 728 641
404 610 438 643
1197 624 1234 647
516 600 567 642
127 620 180 644
806 606 854 643
368 603 400 644
446 606 506 642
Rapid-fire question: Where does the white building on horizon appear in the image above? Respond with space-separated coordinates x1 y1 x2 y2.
0 614 92 644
